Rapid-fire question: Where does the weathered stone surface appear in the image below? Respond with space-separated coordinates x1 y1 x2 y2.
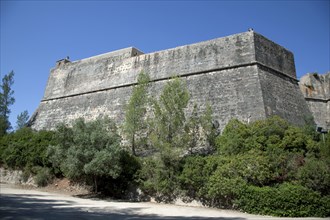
299 72 330 130
30 31 313 131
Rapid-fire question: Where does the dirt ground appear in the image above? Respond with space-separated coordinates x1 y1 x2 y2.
0 183 327 220
37 178 90 195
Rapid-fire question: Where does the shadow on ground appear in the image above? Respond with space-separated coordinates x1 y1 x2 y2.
0 193 246 220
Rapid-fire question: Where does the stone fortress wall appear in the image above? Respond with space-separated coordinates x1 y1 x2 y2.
30 31 320 132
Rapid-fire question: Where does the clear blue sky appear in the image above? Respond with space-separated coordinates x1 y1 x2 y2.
1 0 329 130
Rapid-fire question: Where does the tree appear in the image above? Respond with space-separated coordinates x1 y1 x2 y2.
137 77 190 200
48 117 124 192
184 104 200 154
16 110 29 130
0 71 15 136
151 77 190 149
123 71 150 155
201 103 217 148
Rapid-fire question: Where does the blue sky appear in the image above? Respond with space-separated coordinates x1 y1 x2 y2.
1 0 329 129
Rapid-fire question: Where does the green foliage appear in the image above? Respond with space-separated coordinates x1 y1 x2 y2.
177 116 329 216
236 183 330 217
0 127 55 169
0 116 7 138
123 71 150 155
179 156 207 199
16 110 29 130
137 77 191 201
183 103 216 154
216 115 322 156
245 116 289 151
21 167 31 183
0 71 15 136
137 156 181 202
1 68 328 217
134 77 219 202
150 77 190 149
33 166 53 187
207 172 246 208
231 150 274 186
183 104 201 154
201 103 217 148
281 126 308 152
112 151 141 193
136 157 160 195
216 119 250 155
297 156 330 195
48 117 132 193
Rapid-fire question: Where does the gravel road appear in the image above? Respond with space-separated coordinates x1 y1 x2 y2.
0 183 326 220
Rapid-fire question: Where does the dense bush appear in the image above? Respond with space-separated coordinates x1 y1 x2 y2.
33 166 53 187
179 156 207 199
0 127 55 170
47 117 140 195
236 183 330 217
297 156 330 195
175 116 329 216
137 154 182 202
1 77 329 218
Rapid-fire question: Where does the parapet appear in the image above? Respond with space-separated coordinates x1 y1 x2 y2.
78 47 144 63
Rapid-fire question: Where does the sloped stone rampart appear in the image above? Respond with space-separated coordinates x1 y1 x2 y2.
30 31 312 131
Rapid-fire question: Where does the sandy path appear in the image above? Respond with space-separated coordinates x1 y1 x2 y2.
0 183 326 220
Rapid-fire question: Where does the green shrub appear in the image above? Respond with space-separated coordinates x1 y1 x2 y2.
48 117 142 196
236 183 330 217
281 126 308 152
137 155 181 202
207 171 246 208
297 156 330 195
179 156 207 199
215 119 250 155
137 157 159 195
0 127 55 169
245 116 289 151
21 167 32 183
98 151 141 197
33 167 53 187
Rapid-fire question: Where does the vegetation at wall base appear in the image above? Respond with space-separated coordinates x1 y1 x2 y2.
0 73 329 217
236 183 330 217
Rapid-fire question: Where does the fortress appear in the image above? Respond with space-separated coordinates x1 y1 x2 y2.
30 31 329 132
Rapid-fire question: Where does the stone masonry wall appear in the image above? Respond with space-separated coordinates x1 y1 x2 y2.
43 32 256 100
31 31 312 132
258 66 312 125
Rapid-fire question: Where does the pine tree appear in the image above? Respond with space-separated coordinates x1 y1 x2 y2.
0 71 15 136
16 110 29 130
123 71 150 155
201 103 217 148
183 104 200 154
151 77 190 149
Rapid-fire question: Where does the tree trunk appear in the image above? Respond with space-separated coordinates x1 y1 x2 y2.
94 176 98 193
132 134 136 156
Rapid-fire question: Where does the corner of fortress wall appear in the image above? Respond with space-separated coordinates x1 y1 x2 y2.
30 31 314 131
